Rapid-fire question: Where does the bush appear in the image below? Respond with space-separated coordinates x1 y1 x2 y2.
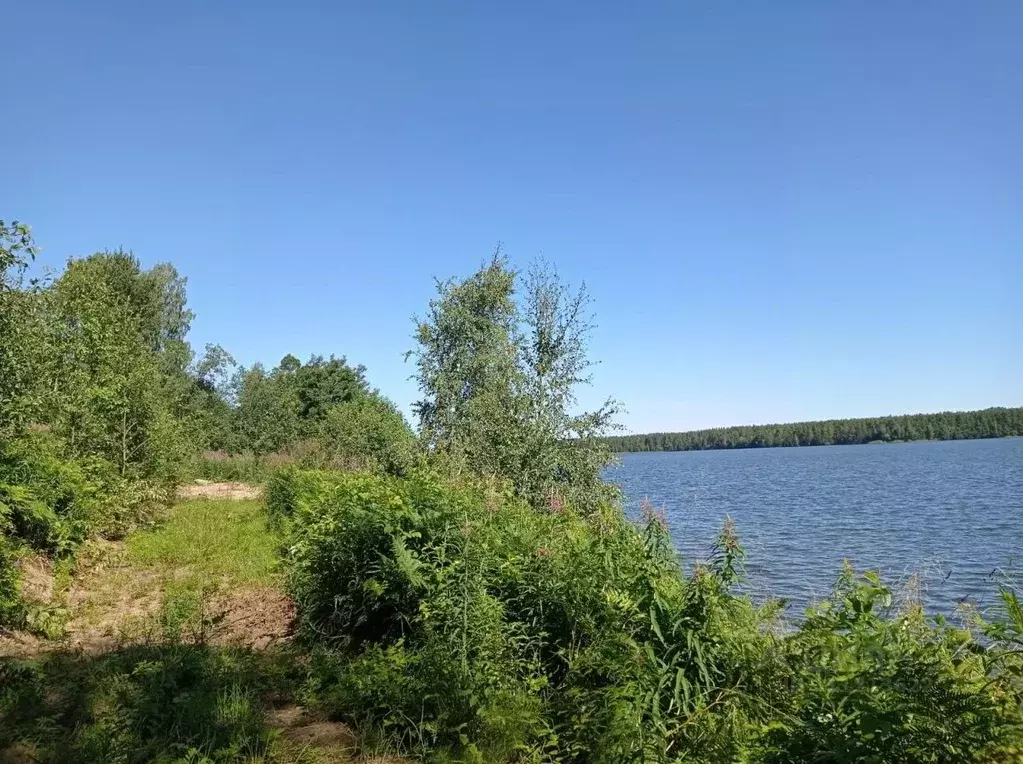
0 645 301 763
757 566 1023 763
0 431 171 551
0 432 100 555
264 468 345 530
187 415 420 486
0 431 173 627
276 469 1023 763
319 395 421 477
0 534 23 628
280 470 771 761
89 475 174 540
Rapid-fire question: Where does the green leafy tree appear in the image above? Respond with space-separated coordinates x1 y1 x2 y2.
185 343 238 451
0 221 38 625
320 395 420 475
293 354 369 424
1 236 208 622
409 254 523 481
0 220 37 281
37 252 191 478
232 363 301 455
230 354 371 454
0 220 40 436
408 254 620 508
517 259 621 506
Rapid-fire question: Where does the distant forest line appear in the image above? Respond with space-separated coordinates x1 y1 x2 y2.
604 407 1023 452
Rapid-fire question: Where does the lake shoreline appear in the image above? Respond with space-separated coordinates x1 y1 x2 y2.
612 432 1023 454
607 407 1023 453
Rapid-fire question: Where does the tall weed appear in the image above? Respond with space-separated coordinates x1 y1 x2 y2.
279 469 1023 763
282 470 771 761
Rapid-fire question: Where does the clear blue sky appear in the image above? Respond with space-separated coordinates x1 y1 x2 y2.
3 1 1020 433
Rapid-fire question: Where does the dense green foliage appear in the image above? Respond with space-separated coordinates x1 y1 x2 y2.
606 407 1023 452
188 349 420 477
319 395 422 476
270 469 1023 762
0 645 304 763
228 354 373 455
1 229 210 626
0 222 413 628
0 220 40 435
0 499 303 763
409 256 620 509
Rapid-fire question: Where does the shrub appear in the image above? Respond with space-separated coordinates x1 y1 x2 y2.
0 432 100 555
0 431 173 628
277 469 1023 762
0 645 299 763
0 430 171 553
986 588 1023 703
263 468 347 530
0 534 23 628
319 395 421 477
757 567 1023 762
281 469 770 762
89 475 174 540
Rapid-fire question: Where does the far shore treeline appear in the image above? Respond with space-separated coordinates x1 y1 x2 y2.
605 407 1023 453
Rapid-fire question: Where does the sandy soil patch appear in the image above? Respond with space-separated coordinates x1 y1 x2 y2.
177 480 262 500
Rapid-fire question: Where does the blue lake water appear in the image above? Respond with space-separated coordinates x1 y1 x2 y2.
606 437 1023 615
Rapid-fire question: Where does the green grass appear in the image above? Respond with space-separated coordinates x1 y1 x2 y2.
0 644 309 763
0 498 334 763
127 499 280 587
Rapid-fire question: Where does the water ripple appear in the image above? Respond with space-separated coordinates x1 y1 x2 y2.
606 437 1023 614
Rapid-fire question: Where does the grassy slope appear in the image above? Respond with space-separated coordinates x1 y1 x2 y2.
0 495 397 764
129 499 281 586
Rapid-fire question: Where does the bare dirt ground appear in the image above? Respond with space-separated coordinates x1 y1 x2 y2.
268 707 406 764
2 539 290 659
178 480 263 500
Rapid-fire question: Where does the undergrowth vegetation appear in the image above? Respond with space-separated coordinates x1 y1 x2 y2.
0 221 413 628
0 643 306 763
0 499 311 763
128 499 281 587
271 469 1023 762
1 223 209 629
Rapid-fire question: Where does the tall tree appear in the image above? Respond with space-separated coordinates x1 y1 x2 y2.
409 254 620 508
229 353 371 454
409 254 524 481
184 343 238 451
292 355 368 422
518 260 621 506
233 363 301 455
40 252 191 477
0 221 39 436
